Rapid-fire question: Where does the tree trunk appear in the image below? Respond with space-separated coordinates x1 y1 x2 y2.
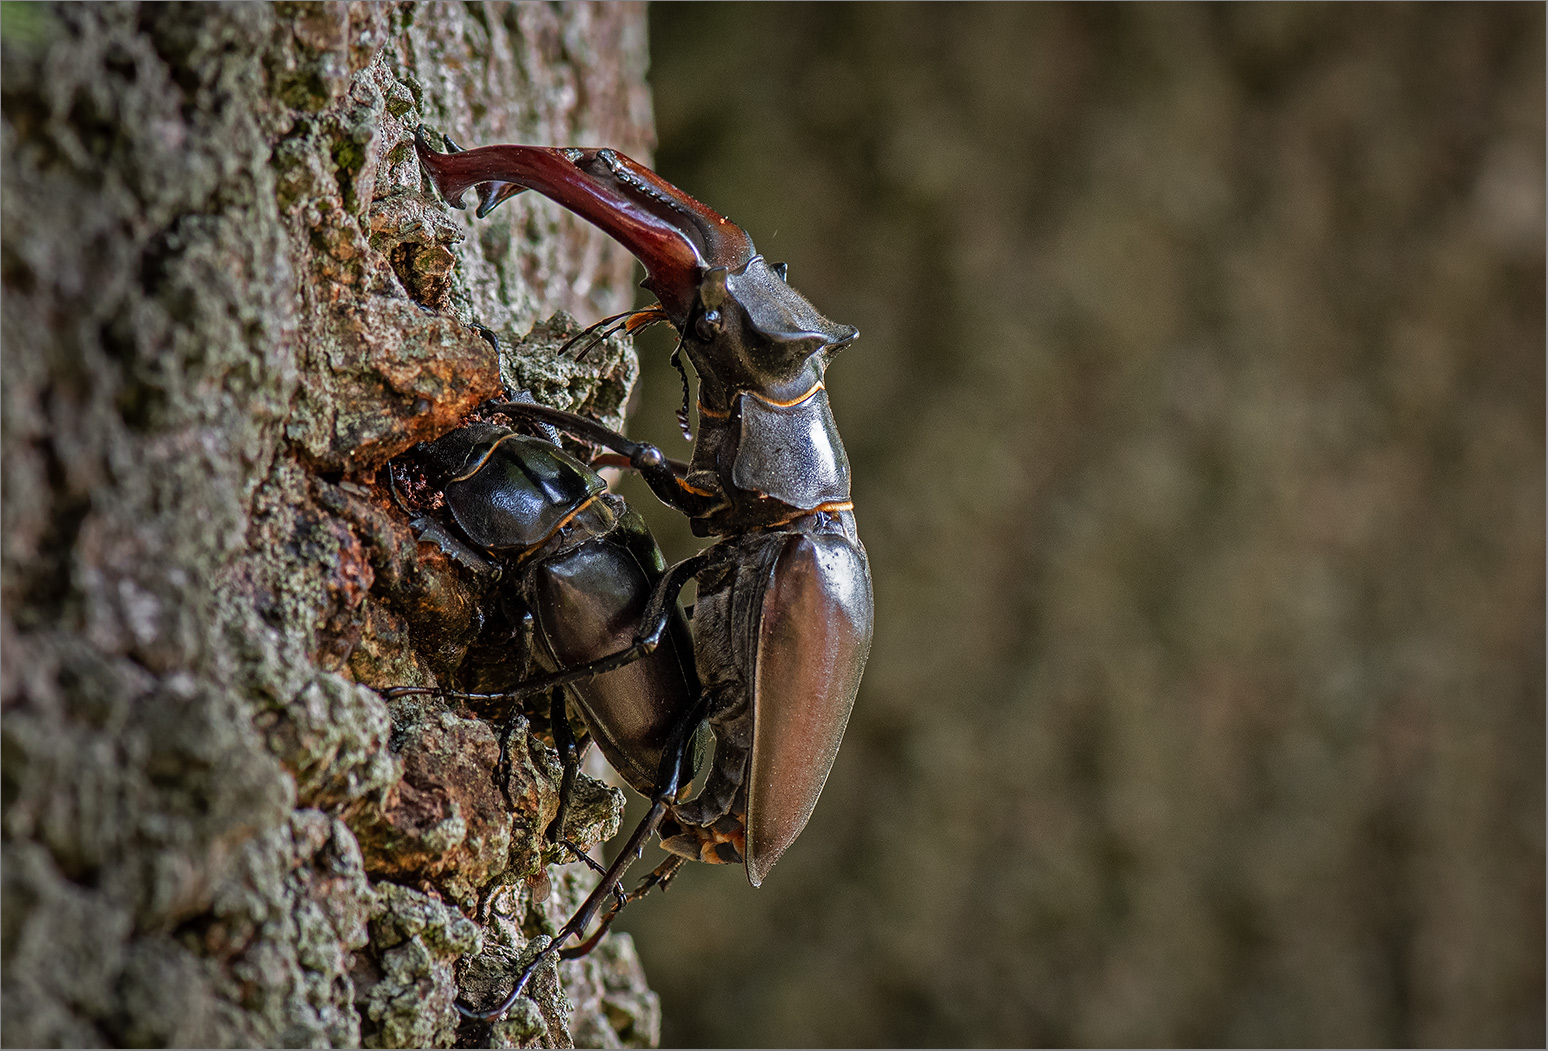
630 6 1544 1048
2 3 659 1046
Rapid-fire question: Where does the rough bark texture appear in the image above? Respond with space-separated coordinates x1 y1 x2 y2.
2 3 659 1047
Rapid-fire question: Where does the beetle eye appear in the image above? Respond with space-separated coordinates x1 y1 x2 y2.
695 310 722 341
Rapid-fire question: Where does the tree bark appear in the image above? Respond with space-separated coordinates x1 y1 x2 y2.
2 3 659 1046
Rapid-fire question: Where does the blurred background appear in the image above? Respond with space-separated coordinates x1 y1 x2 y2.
610 5 1544 1047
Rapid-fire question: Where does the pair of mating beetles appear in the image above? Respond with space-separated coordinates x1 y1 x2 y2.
398 130 872 1019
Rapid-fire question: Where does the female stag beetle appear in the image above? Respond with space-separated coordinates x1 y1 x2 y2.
413 130 874 1019
394 419 700 817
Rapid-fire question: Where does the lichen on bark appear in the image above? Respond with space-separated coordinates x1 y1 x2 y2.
2 3 659 1047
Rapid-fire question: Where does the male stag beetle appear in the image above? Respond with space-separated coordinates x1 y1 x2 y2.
414 129 874 1019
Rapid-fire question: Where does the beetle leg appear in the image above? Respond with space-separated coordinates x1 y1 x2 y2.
405 547 714 713
542 692 628 894
410 516 502 580
491 387 564 446
546 688 576 841
458 691 710 1021
554 839 615 886
669 339 694 440
486 401 723 518
559 916 613 962
559 854 686 960
544 690 591 854
585 451 693 483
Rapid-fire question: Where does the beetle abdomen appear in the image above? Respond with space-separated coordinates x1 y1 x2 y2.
530 535 699 794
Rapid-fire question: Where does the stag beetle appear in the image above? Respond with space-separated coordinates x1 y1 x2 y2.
414 130 874 1019
393 419 700 814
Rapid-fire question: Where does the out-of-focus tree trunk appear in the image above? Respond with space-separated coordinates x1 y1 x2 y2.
2 3 659 1046
626 5 1544 1048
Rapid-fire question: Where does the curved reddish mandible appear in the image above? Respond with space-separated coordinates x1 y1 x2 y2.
414 131 755 322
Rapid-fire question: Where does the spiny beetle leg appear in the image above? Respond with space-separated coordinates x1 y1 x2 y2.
455 799 672 1020
557 837 613 883
559 918 613 962
543 698 621 887
457 690 710 1021
560 854 687 960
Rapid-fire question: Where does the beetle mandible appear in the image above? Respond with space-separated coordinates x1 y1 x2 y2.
414 130 874 1018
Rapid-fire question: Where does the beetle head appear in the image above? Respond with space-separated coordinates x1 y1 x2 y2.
686 258 858 392
413 133 857 386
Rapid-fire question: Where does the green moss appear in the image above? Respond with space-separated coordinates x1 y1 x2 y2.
0 2 62 52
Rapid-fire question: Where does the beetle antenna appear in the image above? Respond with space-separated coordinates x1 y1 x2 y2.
558 309 630 359
575 319 630 362
670 339 693 440
585 303 669 361
561 306 669 362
